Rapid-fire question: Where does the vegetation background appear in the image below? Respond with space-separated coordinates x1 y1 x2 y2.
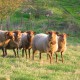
0 0 80 80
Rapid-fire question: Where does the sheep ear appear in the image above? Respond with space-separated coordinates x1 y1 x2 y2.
13 30 16 32
46 31 48 34
55 32 59 35
26 31 30 34
66 34 69 37
63 33 69 37
34 31 36 34
57 34 61 36
13 30 17 33
46 31 51 34
5 32 9 38
13 30 21 33
5 32 9 35
21 31 24 33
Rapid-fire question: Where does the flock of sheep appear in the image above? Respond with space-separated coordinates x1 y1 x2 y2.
0 30 67 63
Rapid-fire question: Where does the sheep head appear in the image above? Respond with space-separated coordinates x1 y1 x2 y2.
5 31 14 40
13 30 22 42
46 31 59 44
58 33 68 43
26 30 35 43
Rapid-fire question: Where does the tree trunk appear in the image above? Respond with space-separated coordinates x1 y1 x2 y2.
6 16 10 30
0 18 3 30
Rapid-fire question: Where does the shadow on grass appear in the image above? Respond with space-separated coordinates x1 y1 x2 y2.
2 55 15 58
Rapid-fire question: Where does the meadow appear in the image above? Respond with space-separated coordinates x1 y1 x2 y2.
0 36 80 80
0 0 80 80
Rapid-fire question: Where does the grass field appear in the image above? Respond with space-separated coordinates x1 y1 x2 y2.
0 37 80 80
0 0 80 80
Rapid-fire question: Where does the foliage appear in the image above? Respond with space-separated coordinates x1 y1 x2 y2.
0 0 23 20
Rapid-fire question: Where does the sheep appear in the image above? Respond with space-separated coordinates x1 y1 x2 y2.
55 33 67 63
0 30 14 57
5 30 22 57
20 30 35 59
32 31 59 63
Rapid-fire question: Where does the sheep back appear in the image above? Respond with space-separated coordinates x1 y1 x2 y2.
32 33 50 53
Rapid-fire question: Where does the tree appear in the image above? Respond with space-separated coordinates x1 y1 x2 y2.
0 0 24 29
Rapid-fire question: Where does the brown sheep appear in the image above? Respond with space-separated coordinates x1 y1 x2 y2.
32 31 59 63
5 30 22 57
55 33 68 63
0 30 14 57
20 30 35 59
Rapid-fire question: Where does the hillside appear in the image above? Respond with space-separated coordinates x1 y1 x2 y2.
7 0 80 35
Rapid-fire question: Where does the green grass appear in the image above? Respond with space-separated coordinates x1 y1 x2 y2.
0 0 80 80
0 39 80 80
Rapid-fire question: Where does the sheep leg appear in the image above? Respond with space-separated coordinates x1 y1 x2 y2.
25 49 27 59
32 50 36 60
5 49 7 55
28 49 30 58
50 55 52 64
5 49 7 56
51 53 53 63
13 49 16 57
48 53 52 64
22 48 24 57
39 52 41 60
61 52 63 63
3 48 7 57
47 54 49 60
2 48 5 57
55 52 58 62
17 48 19 57
2 48 4 57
